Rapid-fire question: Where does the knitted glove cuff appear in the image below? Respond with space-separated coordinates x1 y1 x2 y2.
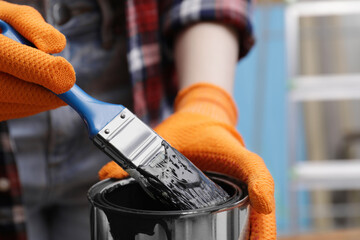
174 83 238 126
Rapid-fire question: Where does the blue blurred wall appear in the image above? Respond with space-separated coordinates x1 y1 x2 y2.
234 4 289 233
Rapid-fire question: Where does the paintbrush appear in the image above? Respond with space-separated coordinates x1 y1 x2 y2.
0 20 229 210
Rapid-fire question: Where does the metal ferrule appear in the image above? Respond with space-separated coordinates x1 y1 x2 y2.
93 108 164 169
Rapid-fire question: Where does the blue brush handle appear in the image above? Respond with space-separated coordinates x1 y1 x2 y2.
0 20 125 138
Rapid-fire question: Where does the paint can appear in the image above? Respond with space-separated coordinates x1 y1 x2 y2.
88 171 250 240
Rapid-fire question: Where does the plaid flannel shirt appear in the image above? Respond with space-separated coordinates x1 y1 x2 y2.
128 0 254 125
0 0 254 239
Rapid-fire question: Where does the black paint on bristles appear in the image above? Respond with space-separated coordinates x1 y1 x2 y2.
136 141 229 210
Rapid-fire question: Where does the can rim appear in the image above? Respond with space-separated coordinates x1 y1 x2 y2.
88 171 249 217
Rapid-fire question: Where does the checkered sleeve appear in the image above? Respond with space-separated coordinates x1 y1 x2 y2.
161 0 255 58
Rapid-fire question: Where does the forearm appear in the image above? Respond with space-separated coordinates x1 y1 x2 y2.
174 22 239 94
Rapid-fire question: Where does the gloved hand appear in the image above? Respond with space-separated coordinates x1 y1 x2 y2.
0 1 75 121
99 83 276 239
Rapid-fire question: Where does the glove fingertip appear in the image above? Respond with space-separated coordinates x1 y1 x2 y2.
33 31 67 54
99 162 116 180
248 180 275 215
45 56 76 94
0 1 67 53
98 161 129 180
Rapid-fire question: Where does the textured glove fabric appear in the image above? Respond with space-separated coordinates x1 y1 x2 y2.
250 208 277 240
0 1 75 121
155 83 276 239
99 83 276 239
0 1 65 53
99 161 129 180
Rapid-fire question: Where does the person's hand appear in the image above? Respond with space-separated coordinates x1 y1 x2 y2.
0 1 75 121
99 83 276 239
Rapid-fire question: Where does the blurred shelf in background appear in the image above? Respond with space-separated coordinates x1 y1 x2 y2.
235 0 360 236
286 0 360 235
278 227 360 240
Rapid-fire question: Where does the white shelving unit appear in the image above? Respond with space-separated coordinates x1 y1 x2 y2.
285 0 360 232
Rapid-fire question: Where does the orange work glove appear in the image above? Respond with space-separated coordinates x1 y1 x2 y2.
0 1 75 121
99 83 276 239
